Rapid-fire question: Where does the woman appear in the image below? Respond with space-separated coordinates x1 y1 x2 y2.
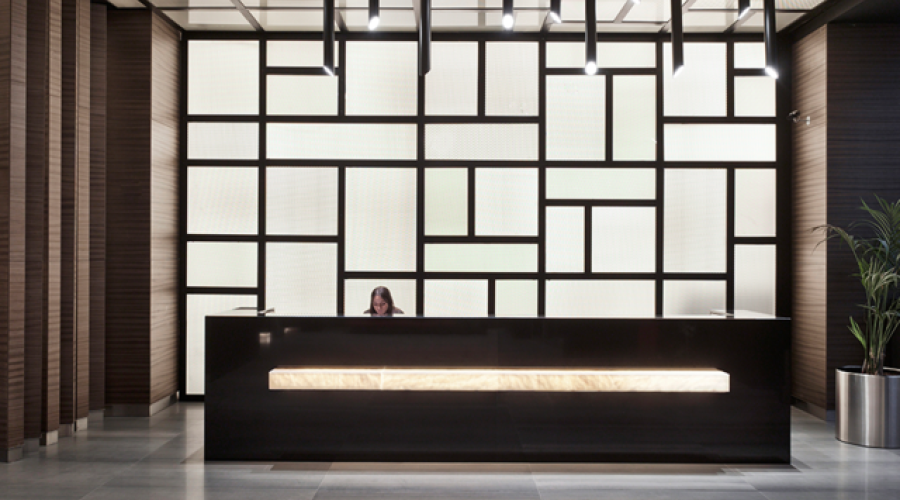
364 286 404 316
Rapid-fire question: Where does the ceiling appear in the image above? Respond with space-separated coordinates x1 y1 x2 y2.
106 0 831 33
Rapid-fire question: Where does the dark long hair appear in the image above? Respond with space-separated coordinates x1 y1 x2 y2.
367 286 396 316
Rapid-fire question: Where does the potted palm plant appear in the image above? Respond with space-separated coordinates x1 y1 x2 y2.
819 196 900 448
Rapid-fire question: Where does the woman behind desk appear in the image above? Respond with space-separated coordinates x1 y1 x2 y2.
364 286 404 317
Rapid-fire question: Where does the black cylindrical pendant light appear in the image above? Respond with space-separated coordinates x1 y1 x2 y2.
585 0 597 75
671 0 684 77
764 0 778 79
324 0 335 76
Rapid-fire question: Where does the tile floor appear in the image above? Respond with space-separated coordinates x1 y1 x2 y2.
2 403 900 500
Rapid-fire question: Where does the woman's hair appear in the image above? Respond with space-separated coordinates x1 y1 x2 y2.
367 286 396 316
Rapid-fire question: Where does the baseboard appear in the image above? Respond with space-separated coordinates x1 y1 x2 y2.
792 398 834 421
3 446 23 463
106 393 177 417
40 430 58 446
24 438 40 453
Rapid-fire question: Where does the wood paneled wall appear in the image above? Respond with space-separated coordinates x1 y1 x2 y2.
0 0 28 460
792 24 900 414
89 2 105 413
107 8 179 412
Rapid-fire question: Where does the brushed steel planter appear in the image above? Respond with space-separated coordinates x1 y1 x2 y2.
835 367 900 448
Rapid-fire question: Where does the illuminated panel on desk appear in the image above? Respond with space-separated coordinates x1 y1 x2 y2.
269 368 729 393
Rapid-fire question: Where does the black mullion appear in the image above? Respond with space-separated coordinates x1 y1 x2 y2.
468 167 476 237
416 65 426 317
338 39 346 116
733 68 767 77
727 167 736 311
584 206 592 274
605 74 614 162
258 40 267 313
538 38 547 317
727 41 735 119
488 278 496 316
655 39 665 317
662 273 730 280
660 117 775 124
735 236 778 245
545 199 657 207
267 67 335 76
478 41 486 117
337 165 346 315
424 236 538 244
545 68 655 76
178 35 189 398
187 287 259 295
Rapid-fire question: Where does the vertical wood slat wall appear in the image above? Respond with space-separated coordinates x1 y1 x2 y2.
1 3 178 460
792 24 900 415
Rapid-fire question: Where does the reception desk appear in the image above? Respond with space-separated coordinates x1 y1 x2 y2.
205 312 790 463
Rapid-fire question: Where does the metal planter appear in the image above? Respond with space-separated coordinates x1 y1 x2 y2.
835 367 900 448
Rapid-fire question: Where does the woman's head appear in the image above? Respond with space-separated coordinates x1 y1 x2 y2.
369 286 395 316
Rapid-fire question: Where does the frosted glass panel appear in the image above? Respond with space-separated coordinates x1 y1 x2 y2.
187 242 257 287
734 42 765 69
267 167 338 236
664 169 726 273
426 124 538 161
663 281 726 316
186 294 256 395
592 207 656 273
495 280 538 317
613 75 656 161
267 40 337 67
735 169 776 237
663 42 726 116
546 76 604 161
546 42 656 68
346 42 417 115
546 168 655 200
267 76 337 115
345 168 417 272
266 243 337 316
425 168 467 236
424 280 488 317
546 207 584 273
735 77 776 117
664 124 776 162
425 244 537 272
735 245 776 315
345 279 416 317
188 167 258 235
486 42 538 116
426 43 478 115
268 123 417 160
188 40 258 115
188 122 259 160
475 168 538 236
546 281 655 318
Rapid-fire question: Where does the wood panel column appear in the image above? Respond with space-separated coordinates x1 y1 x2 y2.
89 1 106 414
0 0 28 463
106 9 179 416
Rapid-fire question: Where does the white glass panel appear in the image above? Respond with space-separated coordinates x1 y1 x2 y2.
424 280 488 317
546 168 655 200
560 0 628 22
188 40 258 115
188 122 259 160
267 76 337 115
345 279 416 317
267 167 338 236
663 281 726 316
186 294 256 395
613 75 656 161
735 245 776 315
627 0 671 22
426 124 538 161
546 76 605 161
547 42 656 68
266 243 337 316
735 169 776 237
426 43 478 116
735 76 776 117
495 280 538 317
425 244 537 272
734 42 765 69
664 124 776 162
187 242 257 287
425 168 467 236
476 168 538 236
250 9 323 31
546 280 655 318
267 40 338 67
663 42 727 116
664 169 726 273
188 167 258 235
346 42 417 116
268 123 417 160
345 168 417 272
546 207 584 273
486 42 538 116
592 207 656 273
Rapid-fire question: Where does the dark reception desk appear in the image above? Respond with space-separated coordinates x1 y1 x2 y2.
205 312 790 463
